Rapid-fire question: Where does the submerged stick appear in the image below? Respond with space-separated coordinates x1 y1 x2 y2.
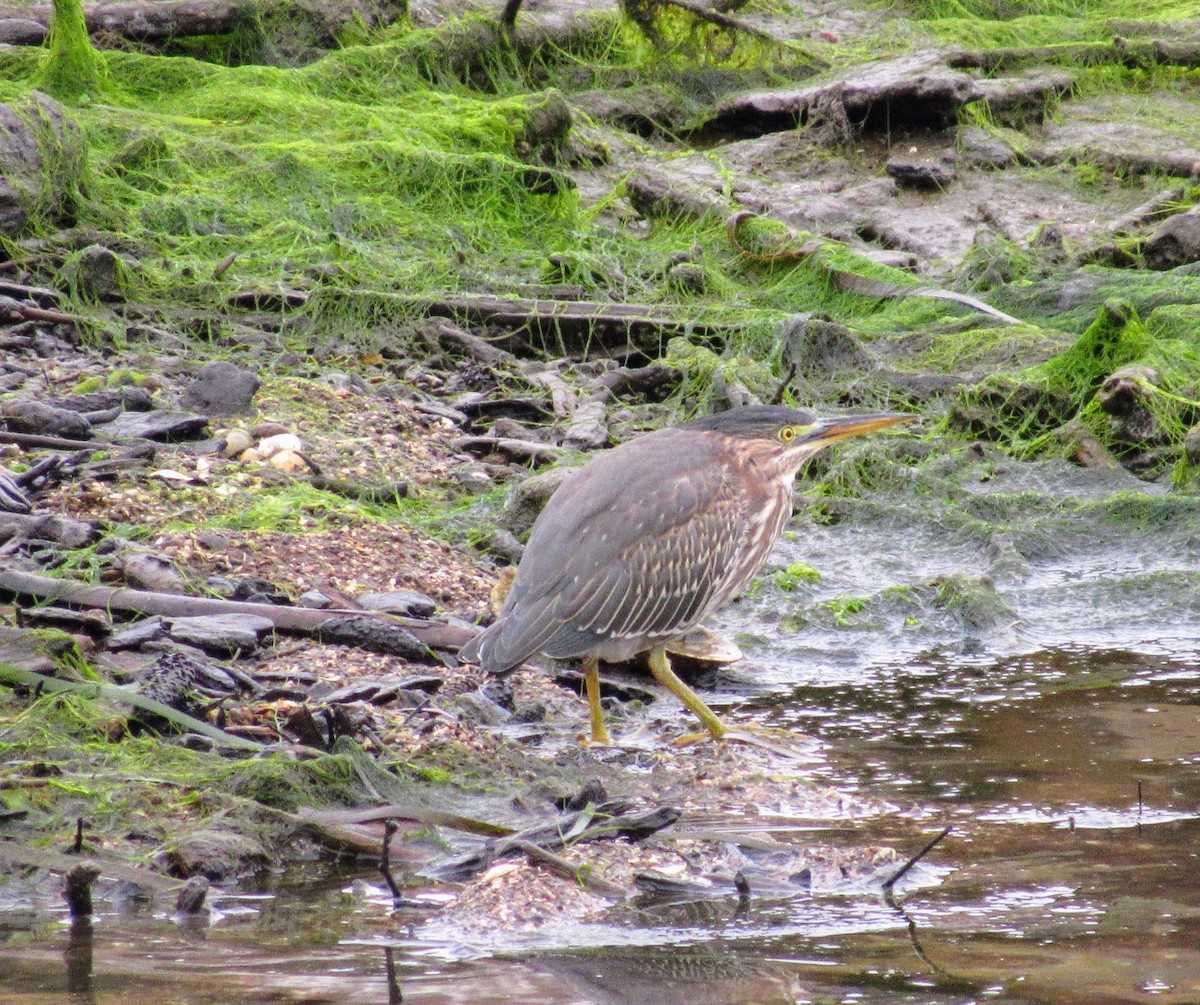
378 820 403 901
883 826 951 892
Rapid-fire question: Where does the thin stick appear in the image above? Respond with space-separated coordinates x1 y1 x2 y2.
513 840 627 899
882 826 951 892
378 820 402 901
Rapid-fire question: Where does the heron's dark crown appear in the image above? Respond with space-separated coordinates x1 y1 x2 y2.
682 405 819 440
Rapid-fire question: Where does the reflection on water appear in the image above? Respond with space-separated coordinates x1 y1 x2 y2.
5 463 1200 1004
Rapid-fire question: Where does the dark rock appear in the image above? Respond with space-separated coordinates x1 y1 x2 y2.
0 513 98 548
297 589 335 609
500 466 573 536
572 86 687 137
91 409 208 442
323 681 382 704
480 527 524 564
886 150 956 190
779 313 876 375
514 88 572 161
958 125 1020 169
0 624 78 673
973 70 1074 124
1031 223 1065 256
49 388 154 414
175 876 210 915
357 590 437 618
1098 364 1163 446
165 614 274 654
16 605 110 636
316 614 433 661
60 244 126 302
116 550 188 594
228 578 290 604
1185 425 1200 465
2 399 92 439
626 166 725 223
165 828 269 881
0 17 47 43
249 420 289 438
563 399 610 451
451 463 495 494
455 688 511 725
107 617 167 650
180 361 261 417
1097 364 1158 418
1144 207 1200 270
1050 420 1120 470
665 262 707 294
0 92 87 238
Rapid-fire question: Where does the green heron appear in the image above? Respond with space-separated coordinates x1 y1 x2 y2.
460 405 915 743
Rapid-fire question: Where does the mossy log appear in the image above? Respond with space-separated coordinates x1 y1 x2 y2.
0 0 255 44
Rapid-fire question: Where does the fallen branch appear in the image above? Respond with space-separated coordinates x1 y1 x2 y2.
514 839 628 899
0 0 255 44
883 825 951 892
0 279 64 304
0 430 105 450
726 211 1024 325
420 293 735 350
948 38 1200 72
0 567 477 651
0 294 83 326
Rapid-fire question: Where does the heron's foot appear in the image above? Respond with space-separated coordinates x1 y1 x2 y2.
579 725 613 746
673 723 820 761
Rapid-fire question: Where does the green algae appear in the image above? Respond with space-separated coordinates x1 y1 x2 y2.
950 298 1200 471
36 0 106 101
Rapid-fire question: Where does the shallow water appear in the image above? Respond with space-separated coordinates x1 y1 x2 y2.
4 458 1200 1004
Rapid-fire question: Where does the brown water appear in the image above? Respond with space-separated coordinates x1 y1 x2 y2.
4 459 1199 1004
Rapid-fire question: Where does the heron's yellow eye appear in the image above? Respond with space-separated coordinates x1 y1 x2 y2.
779 426 797 443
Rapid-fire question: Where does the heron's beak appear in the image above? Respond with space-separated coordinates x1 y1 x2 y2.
808 412 917 445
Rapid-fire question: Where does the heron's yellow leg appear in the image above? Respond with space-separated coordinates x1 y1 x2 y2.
583 657 612 745
647 647 727 739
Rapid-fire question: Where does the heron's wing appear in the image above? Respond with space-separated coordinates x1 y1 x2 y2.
477 432 763 668
564 499 747 642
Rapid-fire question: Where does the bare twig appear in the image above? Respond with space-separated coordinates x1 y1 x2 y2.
883 825 951 892
0 431 103 451
513 840 627 899
378 820 403 900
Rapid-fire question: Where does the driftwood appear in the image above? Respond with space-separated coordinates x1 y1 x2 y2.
0 0 254 44
948 38 1200 72
0 279 64 304
514 839 628 899
0 568 477 651
0 294 81 326
421 293 734 349
450 433 567 464
502 0 787 47
726 211 1023 325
